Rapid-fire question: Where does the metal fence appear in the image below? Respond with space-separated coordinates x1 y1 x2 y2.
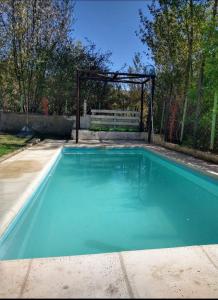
153 92 218 153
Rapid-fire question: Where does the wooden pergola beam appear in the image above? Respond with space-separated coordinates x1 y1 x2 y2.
81 77 143 84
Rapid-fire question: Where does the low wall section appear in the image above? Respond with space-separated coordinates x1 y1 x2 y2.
71 130 146 141
0 112 90 137
152 134 218 164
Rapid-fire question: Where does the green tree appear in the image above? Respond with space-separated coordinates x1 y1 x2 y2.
137 0 217 151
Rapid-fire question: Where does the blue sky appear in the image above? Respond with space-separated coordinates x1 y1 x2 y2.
73 0 152 71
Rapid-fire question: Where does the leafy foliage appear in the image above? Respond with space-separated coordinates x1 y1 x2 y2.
137 0 218 151
0 0 112 115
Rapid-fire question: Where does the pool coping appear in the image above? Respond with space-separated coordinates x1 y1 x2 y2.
143 144 218 180
0 142 63 238
0 140 218 298
64 141 218 180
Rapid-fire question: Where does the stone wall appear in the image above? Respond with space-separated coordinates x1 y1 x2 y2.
0 112 90 137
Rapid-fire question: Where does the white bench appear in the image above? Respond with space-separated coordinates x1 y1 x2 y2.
90 109 140 129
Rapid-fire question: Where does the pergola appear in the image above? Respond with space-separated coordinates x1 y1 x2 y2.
75 68 155 143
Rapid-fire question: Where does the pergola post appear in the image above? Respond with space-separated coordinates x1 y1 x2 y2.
140 83 144 132
148 76 155 143
76 70 80 143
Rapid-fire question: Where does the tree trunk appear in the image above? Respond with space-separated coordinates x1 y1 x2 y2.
193 56 204 147
164 82 173 141
160 100 166 134
209 0 218 151
210 91 218 151
180 0 193 143
213 0 217 18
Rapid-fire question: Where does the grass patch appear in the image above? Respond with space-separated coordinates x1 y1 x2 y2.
0 134 30 157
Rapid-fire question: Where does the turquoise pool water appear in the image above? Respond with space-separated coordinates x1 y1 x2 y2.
0 147 218 260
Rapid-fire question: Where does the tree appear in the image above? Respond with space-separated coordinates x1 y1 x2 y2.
0 1 113 115
0 0 74 112
137 0 217 151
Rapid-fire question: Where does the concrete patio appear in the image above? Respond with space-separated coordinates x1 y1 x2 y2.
1 245 218 298
0 140 218 298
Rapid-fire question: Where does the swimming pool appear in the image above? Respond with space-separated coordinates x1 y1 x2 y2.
0 147 218 260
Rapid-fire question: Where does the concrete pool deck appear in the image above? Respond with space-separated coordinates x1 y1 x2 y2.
0 139 218 298
0 140 63 237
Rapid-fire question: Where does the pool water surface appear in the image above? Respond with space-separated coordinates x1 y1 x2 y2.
0 147 218 260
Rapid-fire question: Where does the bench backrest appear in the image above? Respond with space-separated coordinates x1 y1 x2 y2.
90 109 140 128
